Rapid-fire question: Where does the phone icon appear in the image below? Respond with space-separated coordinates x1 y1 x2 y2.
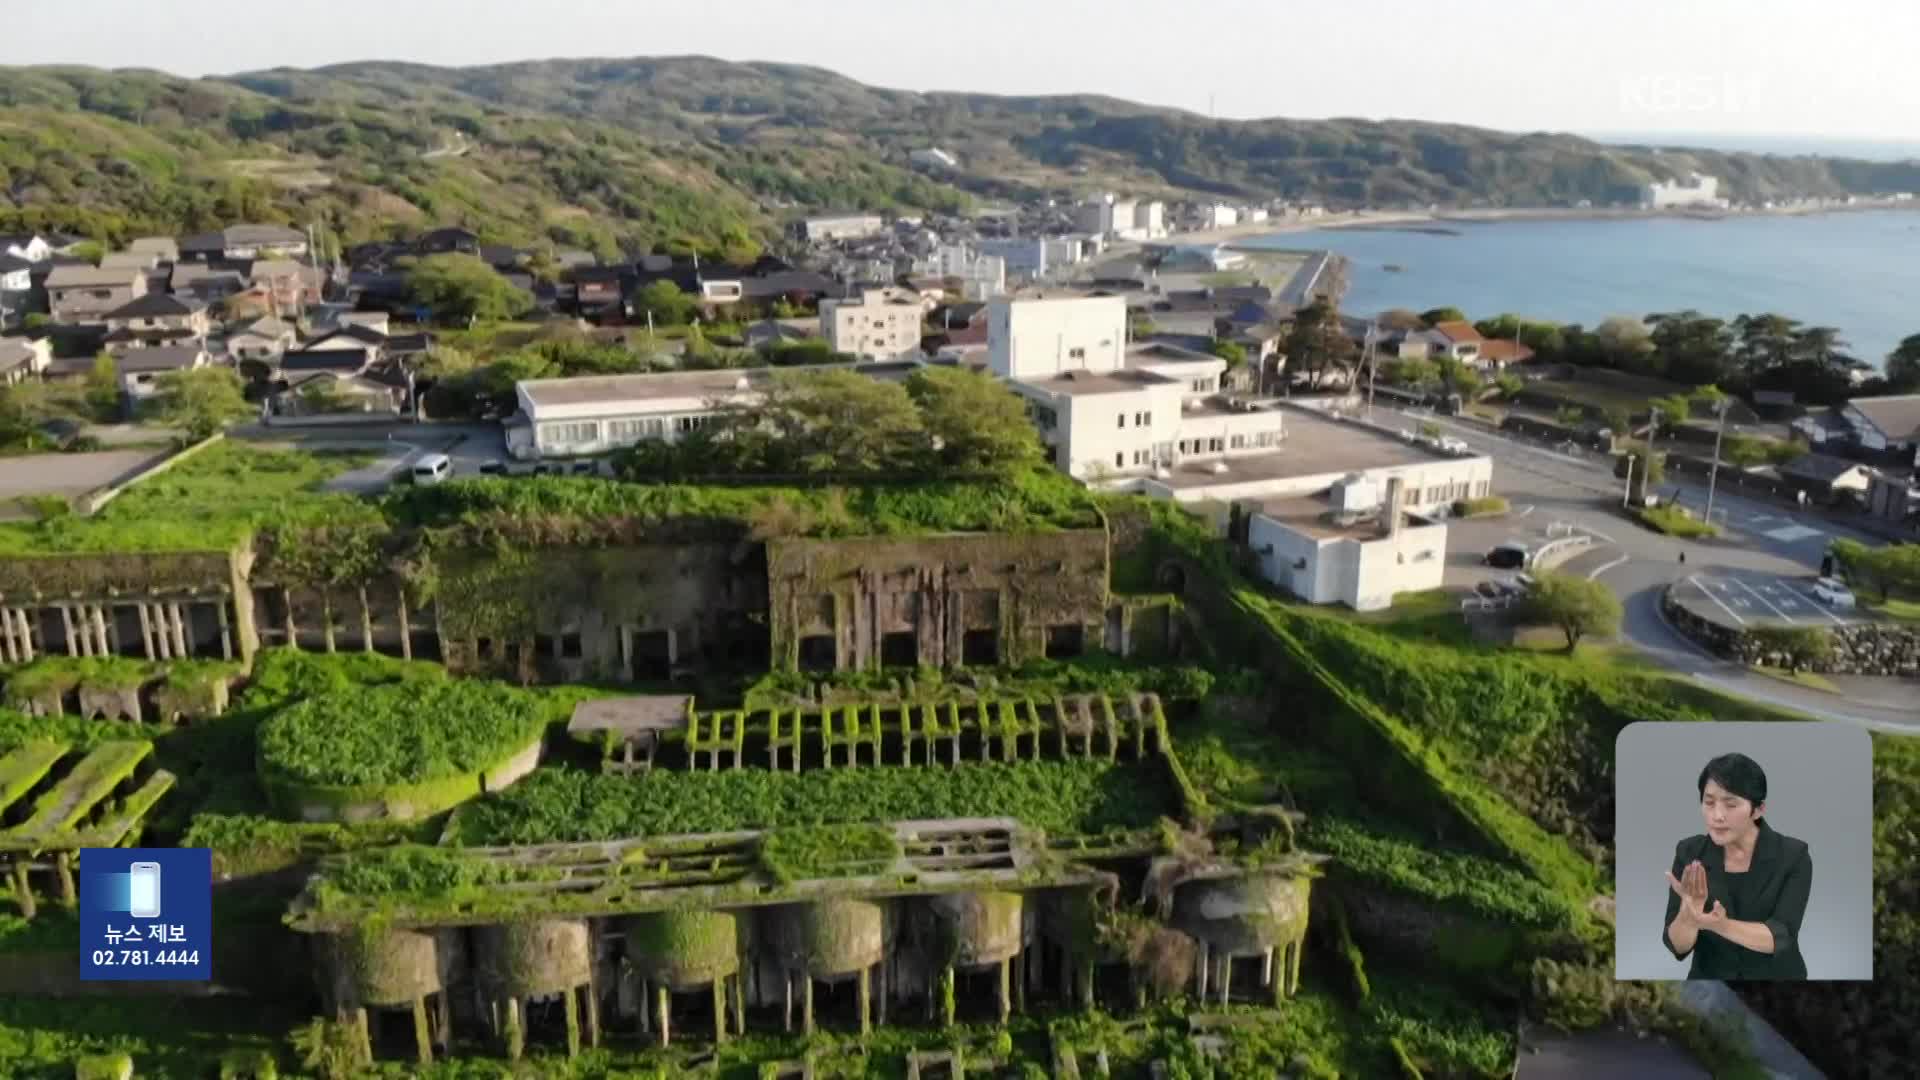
128 862 161 919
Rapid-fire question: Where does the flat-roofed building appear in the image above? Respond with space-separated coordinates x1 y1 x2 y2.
1246 474 1446 611
820 286 923 361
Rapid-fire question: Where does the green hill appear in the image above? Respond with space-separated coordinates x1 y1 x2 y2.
5 57 1919 258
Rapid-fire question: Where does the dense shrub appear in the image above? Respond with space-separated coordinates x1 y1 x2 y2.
257 680 547 787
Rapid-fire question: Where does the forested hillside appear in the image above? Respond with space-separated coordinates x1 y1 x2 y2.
5 57 1919 258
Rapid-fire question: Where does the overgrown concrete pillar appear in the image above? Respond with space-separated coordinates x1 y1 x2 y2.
655 984 670 1048
564 983 581 1058
940 966 955 1028
216 599 232 660
997 957 1011 1025
858 965 871 1036
712 980 726 1044
503 997 523 1061
802 975 815 1036
168 603 187 658
412 997 432 1066
397 591 412 660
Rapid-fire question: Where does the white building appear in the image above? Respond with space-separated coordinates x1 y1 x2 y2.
1247 474 1447 611
1042 237 1086 269
987 295 1128 380
1245 208 1270 224
797 213 886 242
1074 195 1165 240
1202 205 1240 230
1642 173 1726 209
915 244 1006 299
1133 201 1166 239
821 287 924 361
976 238 1048 278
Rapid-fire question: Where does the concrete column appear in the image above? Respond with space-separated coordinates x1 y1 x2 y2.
1196 941 1209 998
11 862 34 919
413 997 433 1066
322 591 336 653
359 587 374 653
784 971 793 1033
997 958 1011 1025
352 1007 371 1067
564 984 581 1058
1076 961 1094 1011
13 608 33 661
712 980 726 1044
56 854 75 907
877 961 889 1027
60 605 79 658
732 973 745 1037
1218 953 1232 1006
1014 950 1026 1014
168 603 187 658
137 603 157 660
215 600 232 661
503 997 524 1061
1262 948 1274 987
103 605 120 657
941 966 955 1028
282 587 297 646
802 975 815 1036
858 966 871 1036
436 990 451 1053
0 607 15 663
93 605 110 657
655 984 670 1048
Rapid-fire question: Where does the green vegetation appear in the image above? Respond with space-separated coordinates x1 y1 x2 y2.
1450 495 1509 518
1744 626 1834 674
1521 572 1624 652
405 252 532 325
146 369 252 441
257 679 548 787
450 759 1176 845
1634 504 1720 538
181 814 426 879
0 442 374 554
759 824 899 884
1829 538 1920 605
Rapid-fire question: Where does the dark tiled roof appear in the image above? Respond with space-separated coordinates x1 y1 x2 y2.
1846 394 1920 442
283 348 374 373
105 292 205 320
1781 455 1871 484
115 346 206 373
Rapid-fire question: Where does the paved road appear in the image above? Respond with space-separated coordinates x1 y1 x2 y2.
232 422 508 493
1318 400 1920 731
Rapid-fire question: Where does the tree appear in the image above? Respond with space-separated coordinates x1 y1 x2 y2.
1387 357 1438 393
148 367 252 439
406 253 531 326
1438 356 1481 396
1595 316 1653 368
68 239 105 266
635 280 698 327
1732 313 1800 376
906 365 1042 473
1720 433 1771 469
1208 339 1247 370
1493 372 1526 401
1886 334 1920 391
1646 311 1734 384
1419 307 1467 326
1747 626 1833 674
1377 308 1426 331
84 351 121 420
1523 572 1622 652
1554 404 1588 429
1649 392 1695 436
1283 298 1358 389
758 369 924 473
1602 406 1633 441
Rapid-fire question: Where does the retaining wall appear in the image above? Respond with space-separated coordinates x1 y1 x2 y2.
1661 585 1920 676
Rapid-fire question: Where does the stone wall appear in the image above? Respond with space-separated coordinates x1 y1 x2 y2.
0 549 254 664
766 531 1110 671
1661 586 1920 676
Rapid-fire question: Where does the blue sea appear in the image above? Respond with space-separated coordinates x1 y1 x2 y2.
1244 210 1920 367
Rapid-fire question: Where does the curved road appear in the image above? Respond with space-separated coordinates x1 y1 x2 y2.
1339 401 1920 732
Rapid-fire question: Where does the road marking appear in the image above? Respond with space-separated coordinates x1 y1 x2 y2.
1729 578 1795 622
1517 504 1535 517
1687 574 1747 625
1765 524 1824 542
1588 554 1630 580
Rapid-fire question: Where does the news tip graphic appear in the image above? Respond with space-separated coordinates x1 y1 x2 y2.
79 847 211 981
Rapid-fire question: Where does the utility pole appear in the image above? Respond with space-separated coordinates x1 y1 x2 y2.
1364 321 1378 421
1703 399 1730 526
1621 452 1636 509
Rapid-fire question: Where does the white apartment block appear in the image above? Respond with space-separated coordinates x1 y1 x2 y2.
916 244 1006 299
1073 195 1166 241
988 295 1128 380
821 287 924 361
975 238 1047 277
798 213 886 242
1642 173 1725 209
1202 205 1240 229
1248 475 1447 612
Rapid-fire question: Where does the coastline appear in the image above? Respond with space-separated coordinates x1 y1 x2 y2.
1214 199 1920 246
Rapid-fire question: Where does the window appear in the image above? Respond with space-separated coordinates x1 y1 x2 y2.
1230 434 1246 449
1114 453 1124 468
1255 430 1277 448
1117 413 1126 428
1134 411 1151 426
606 417 664 444
1031 405 1058 430
1191 377 1212 393
1208 437 1224 453
1132 449 1149 465
675 415 708 433
1069 347 1086 360
541 421 599 446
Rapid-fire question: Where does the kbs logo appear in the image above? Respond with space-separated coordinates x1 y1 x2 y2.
1618 72 1771 116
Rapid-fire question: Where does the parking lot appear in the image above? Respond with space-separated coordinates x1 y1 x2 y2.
1667 570 1861 629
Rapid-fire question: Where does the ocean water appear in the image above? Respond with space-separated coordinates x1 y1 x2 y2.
1245 210 1920 366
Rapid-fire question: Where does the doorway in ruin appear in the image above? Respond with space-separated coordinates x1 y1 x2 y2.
961 628 999 667
880 630 918 668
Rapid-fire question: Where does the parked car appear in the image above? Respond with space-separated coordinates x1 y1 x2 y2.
1437 436 1471 456
1484 542 1530 570
409 453 452 485
1810 577 1856 609
570 460 597 475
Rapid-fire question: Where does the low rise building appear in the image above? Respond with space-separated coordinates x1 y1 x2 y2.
0 336 52 384
178 224 309 262
46 265 148 325
795 213 886 243
821 286 923 361
102 292 210 352
1245 474 1445 611
1839 393 1920 463
115 345 210 400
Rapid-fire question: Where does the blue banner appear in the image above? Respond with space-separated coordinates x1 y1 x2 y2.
79 848 212 981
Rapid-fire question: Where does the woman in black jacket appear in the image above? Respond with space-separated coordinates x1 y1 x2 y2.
1662 752 1812 980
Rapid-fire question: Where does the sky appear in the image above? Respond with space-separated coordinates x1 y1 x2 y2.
7 0 1920 142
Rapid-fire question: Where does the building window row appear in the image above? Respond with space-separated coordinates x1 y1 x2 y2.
541 420 599 446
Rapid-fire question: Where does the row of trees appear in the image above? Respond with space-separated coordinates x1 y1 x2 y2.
612 366 1042 479
1830 539 1920 602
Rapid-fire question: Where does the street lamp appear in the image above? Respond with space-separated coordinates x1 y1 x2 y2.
1703 398 1731 526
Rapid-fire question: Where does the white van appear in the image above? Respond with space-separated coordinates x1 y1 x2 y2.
410 453 453 485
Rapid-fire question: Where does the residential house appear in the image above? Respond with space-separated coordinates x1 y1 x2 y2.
481 245 528 272
224 316 298 368
126 237 180 263
1430 321 1485 363
744 319 814 349
102 292 211 352
793 213 886 242
272 368 408 419
46 265 147 325
1477 339 1535 368
820 286 924 361
99 252 158 271
569 266 629 315
740 269 847 306
178 224 308 262
286 324 388 374
0 337 52 384
415 227 481 256
0 253 33 329
1840 393 1920 462
245 259 326 315
0 233 55 264
116 345 210 400
170 263 247 306
1776 455 1878 503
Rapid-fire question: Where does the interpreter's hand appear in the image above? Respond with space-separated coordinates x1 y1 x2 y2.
1698 900 1729 931
1664 859 1710 923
